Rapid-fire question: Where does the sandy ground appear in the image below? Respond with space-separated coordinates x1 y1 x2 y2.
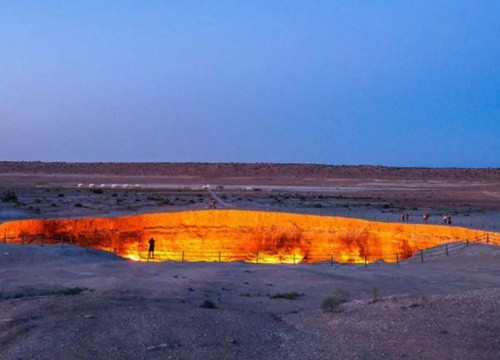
1 164 499 359
0 243 499 359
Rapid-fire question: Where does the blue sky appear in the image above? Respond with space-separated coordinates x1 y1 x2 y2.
0 1 498 167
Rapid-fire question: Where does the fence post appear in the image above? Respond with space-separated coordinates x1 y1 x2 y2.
364 254 367 267
293 254 296 265
330 254 333 267
41 236 44 247
256 252 259 264
466 239 469 246
420 250 424 263
182 251 185 262
60 236 63 249
218 251 221 263
396 253 399 266
445 243 449 256
486 234 489 244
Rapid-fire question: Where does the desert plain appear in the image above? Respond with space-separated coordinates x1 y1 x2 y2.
0 162 499 359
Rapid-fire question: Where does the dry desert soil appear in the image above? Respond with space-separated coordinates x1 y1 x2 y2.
0 162 499 359
0 243 499 360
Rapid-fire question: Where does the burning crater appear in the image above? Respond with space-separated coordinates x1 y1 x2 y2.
0 210 494 264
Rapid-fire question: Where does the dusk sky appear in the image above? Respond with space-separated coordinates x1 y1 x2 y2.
0 1 498 167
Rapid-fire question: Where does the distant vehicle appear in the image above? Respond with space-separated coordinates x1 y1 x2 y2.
88 183 96 189
77 183 84 188
100 184 106 188
201 185 210 190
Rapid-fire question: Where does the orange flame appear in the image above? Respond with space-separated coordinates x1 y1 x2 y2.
0 210 496 264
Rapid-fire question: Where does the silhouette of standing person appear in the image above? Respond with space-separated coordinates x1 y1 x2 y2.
209 199 217 209
148 237 155 260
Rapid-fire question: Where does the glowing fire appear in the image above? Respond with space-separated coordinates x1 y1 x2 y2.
124 254 141 262
0 210 496 264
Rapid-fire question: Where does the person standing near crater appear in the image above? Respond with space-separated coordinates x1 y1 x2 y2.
423 213 430 223
148 237 155 260
209 199 217 209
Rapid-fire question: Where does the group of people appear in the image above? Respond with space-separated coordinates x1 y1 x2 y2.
403 213 452 224
400 213 410 222
401 212 437 224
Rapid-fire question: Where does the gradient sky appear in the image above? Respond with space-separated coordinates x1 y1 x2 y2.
0 1 499 167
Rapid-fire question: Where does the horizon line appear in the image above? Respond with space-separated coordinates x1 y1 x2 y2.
0 160 498 171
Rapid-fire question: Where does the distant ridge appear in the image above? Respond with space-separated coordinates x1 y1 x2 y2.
0 161 498 180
